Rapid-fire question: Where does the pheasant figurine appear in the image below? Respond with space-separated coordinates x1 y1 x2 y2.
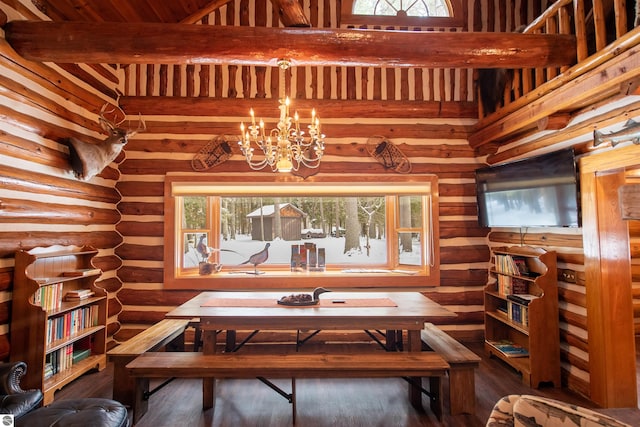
239 242 271 274
195 235 210 262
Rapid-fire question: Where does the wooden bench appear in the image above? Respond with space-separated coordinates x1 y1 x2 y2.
107 318 191 408
420 323 481 415
126 351 450 424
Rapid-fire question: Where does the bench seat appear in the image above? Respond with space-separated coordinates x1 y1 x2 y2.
127 351 450 423
107 318 191 407
421 322 481 415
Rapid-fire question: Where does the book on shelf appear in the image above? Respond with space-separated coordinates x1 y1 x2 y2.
511 277 528 294
487 340 529 357
507 294 539 306
512 256 529 275
507 301 529 326
62 268 101 277
64 289 95 301
495 254 519 275
31 282 63 311
72 348 91 364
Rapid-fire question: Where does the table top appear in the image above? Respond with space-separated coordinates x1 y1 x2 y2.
166 291 455 331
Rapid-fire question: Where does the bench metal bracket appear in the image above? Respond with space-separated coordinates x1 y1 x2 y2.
402 376 437 401
229 330 260 352
257 377 294 403
143 377 176 401
295 330 321 350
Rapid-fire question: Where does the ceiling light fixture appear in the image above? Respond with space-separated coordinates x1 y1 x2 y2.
238 59 325 173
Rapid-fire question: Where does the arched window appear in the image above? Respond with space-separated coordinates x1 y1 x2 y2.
341 0 462 27
353 0 451 18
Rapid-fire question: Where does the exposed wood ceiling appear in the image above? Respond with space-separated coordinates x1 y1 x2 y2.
33 0 232 24
16 0 634 156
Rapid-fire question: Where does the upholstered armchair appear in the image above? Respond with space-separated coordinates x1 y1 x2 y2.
0 361 43 419
486 395 631 427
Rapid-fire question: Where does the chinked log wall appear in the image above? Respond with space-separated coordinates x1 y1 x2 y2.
115 0 592 399
0 1 126 353
115 0 553 337
0 0 592 400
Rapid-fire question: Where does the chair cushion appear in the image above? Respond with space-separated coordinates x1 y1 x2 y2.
0 390 43 418
16 398 128 427
487 394 631 427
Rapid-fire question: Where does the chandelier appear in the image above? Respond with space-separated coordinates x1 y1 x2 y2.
238 60 325 173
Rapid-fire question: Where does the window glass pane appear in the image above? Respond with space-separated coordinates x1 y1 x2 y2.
182 196 207 229
353 0 449 17
216 196 387 266
398 195 422 228
398 232 422 266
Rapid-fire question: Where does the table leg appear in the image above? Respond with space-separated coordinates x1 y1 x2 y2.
407 329 423 409
225 330 237 352
385 330 396 351
202 329 218 410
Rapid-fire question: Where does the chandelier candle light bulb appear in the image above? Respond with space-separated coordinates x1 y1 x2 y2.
238 59 325 172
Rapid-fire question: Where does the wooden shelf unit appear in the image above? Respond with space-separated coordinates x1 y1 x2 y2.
10 245 107 405
484 246 561 388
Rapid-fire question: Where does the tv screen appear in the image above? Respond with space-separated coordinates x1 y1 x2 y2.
475 148 580 228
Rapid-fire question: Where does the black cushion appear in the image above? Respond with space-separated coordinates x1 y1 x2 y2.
16 398 128 427
0 390 43 418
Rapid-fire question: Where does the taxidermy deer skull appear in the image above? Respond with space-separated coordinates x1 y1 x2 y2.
66 103 145 180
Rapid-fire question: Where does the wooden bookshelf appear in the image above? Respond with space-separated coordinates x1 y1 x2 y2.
484 246 561 388
10 245 107 405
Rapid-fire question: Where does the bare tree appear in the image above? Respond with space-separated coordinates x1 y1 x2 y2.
273 198 282 240
259 198 265 241
319 198 326 234
344 197 361 254
229 199 236 240
221 198 229 241
399 196 413 252
359 197 383 256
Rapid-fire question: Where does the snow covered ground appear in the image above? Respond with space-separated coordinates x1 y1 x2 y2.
184 233 422 269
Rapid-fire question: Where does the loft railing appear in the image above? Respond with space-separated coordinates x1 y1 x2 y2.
489 0 639 118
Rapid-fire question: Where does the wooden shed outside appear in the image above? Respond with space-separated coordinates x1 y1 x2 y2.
247 203 306 241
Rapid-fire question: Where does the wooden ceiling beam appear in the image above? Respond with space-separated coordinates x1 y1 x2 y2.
3 21 576 68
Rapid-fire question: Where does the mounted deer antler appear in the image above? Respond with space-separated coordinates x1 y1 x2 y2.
66 103 145 180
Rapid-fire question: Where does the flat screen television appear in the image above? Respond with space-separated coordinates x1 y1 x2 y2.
475 148 580 228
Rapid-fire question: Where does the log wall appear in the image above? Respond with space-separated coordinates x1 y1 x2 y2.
114 0 551 343
0 1 125 353
0 0 627 404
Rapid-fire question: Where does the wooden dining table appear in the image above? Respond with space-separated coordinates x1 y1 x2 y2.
165 290 456 410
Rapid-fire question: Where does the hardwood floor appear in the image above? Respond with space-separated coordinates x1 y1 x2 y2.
52 341 640 426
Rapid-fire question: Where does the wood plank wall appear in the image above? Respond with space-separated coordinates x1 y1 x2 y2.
0 1 125 352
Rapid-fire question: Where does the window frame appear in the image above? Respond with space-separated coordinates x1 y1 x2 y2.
164 174 440 290
340 0 464 28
